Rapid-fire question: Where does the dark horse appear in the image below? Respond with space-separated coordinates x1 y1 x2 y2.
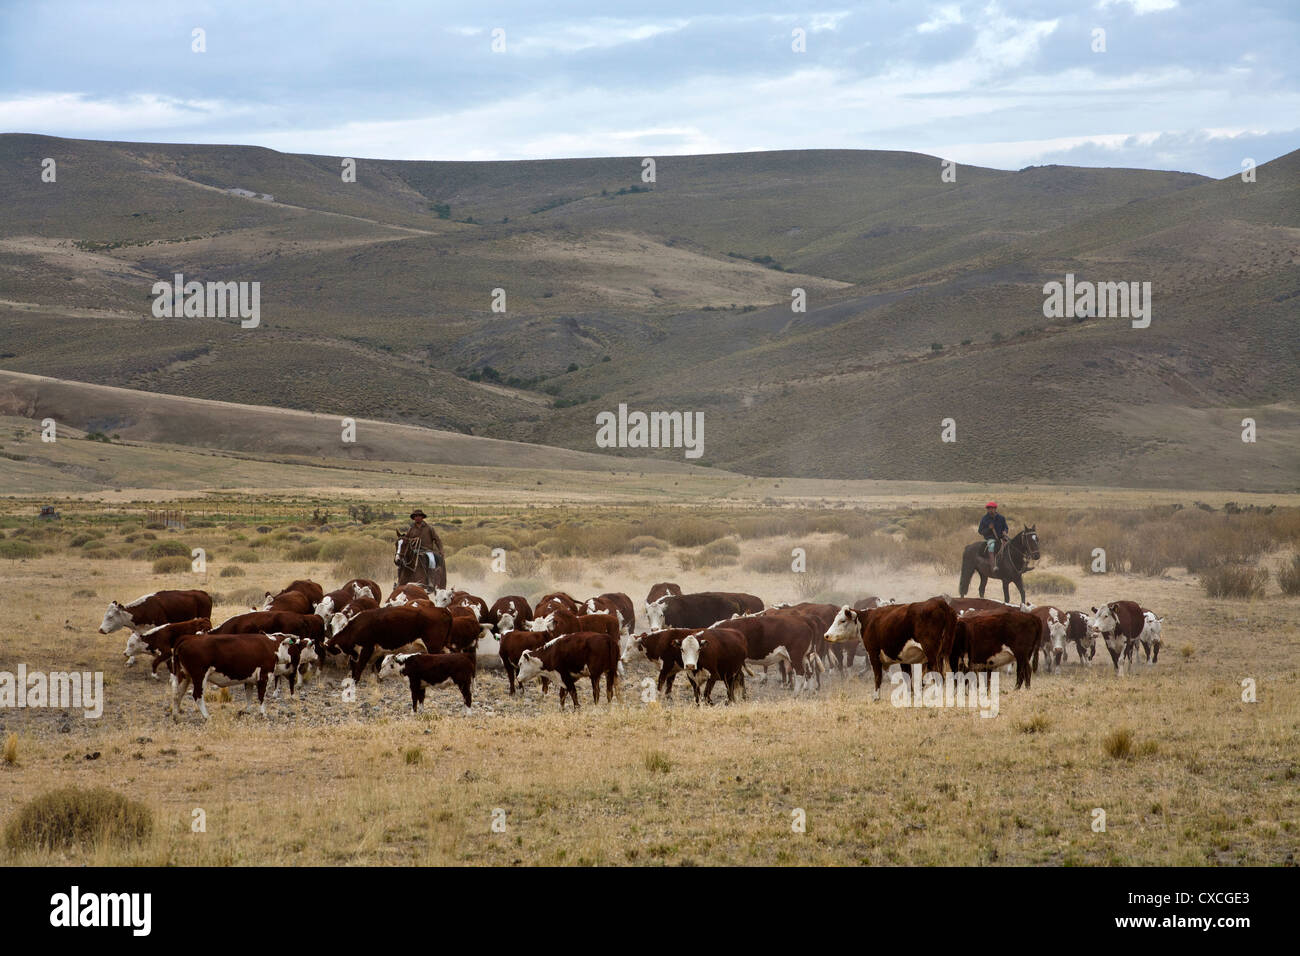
958 525 1040 603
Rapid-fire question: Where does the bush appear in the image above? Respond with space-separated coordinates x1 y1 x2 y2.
0 540 40 559
219 565 246 578
152 555 191 574
447 555 486 582
146 540 189 559
1277 555 1300 596
232 549 260 563
1029 571 1076 594
286 543 322 561
510 547 544 578
1200 564 1268 598
4 787 153 852
743 552 793 574
330 538 390 581
548 557 582 581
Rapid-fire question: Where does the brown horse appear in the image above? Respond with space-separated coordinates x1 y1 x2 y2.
958 525 1039 603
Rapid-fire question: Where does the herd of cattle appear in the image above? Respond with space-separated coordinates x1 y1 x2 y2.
95 578 1167 721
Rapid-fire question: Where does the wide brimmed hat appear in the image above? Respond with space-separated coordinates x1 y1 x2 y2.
410 510 427 519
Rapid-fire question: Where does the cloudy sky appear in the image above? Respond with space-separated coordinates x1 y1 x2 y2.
1 0 1296 176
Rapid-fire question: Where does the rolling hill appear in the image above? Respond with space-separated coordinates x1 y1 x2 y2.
0 132 1295 489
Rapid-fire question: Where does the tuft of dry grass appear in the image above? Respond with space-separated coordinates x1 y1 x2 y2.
3 732 18 765
1277 554 1300 595
1104 727 1134 759
4 787 153 852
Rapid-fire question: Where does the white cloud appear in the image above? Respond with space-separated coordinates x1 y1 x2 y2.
917 5 964 34
1098 0 1179 15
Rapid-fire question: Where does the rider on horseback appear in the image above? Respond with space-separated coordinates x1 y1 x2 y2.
979 501 1009 573
398 509 446 590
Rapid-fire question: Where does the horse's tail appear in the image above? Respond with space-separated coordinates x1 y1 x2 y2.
958 548 974 597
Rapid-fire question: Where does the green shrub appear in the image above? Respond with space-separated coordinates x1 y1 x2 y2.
4 787 153 852
219 565 246 578
232 549 260 563
286 543 322 561
152 555 191 574
146 540 189 559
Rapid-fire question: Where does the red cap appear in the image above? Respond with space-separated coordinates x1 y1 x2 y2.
986 501 998 508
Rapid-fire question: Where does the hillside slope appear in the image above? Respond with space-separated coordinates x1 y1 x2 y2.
0 133 1294 488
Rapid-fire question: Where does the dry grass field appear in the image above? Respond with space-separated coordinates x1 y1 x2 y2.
1 484 1297 866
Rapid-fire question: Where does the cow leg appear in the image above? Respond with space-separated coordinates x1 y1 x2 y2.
591 672 601 705
170 672 190 717
457 678 472 712
562 676 580 710
151 652 170 680
606 668 618 704
257 677 268 716
193 669 210 720
703 676 720 705
352 645 374 683
869 652 884 701
1016 652 1030 690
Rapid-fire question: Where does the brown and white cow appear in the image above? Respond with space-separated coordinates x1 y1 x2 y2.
271 635 320 697
432 588 489 621
123 617 211 676
256 590 314 614
585 592 635 634
168 632 301 720
712 612 810 692
326 596 380 638
947 596 1020 616
277 579 325 606
1089 600 1146 672
621 628 698 698
645 582 683 606
487 595 533 635
535 591 583 617
499 629 552 696
666 627 748 705
516 631 620 709
527 608 621 643
385 583 430 606
949 608 1040 689
209 610 326 648
783 602 850 675
1028 605 1071 673
315 579 382 618
379 651 475 713
1065 610 1096 662
99 589 213 635
824 598 957 699
645 592 759 631
324 604 455 683
1137 610 1164 664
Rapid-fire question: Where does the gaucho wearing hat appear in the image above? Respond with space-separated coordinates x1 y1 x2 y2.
396 508 446 589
